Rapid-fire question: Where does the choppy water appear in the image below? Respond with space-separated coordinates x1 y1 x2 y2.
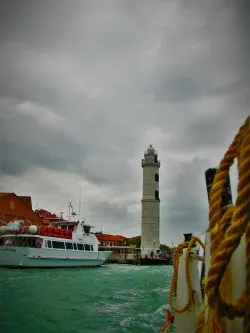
0 264 173 333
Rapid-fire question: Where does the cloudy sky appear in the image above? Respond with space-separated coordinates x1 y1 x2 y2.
0 0 249 245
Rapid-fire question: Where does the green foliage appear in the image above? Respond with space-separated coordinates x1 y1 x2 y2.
160 244 171 253
124 236 141 248
123 238 171 252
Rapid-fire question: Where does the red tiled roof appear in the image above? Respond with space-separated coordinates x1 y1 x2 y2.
42 219 51 225
37 209 57 218
96 234 126 242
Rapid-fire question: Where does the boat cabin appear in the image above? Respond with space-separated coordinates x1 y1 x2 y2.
0 235 95 251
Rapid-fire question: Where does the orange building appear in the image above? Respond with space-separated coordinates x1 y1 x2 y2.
95 233 138 263
95 233 126 247
0 192 42 226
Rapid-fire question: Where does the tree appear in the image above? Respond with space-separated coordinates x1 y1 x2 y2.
124 236 141 248
160 244 171 253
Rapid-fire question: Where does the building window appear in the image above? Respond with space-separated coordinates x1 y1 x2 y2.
155 173 159 182
52 241 65 249
154 155 158 163
155 190 159 200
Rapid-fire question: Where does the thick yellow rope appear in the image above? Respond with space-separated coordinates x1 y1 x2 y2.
162 117 249 333
168 237 205 314
195 116 250 333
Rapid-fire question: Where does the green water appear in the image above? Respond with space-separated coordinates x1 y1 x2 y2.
0 265 173 333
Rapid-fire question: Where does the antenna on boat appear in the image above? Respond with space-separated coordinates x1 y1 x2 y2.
68 201 71 220
69 202 77 221
78 184 82 220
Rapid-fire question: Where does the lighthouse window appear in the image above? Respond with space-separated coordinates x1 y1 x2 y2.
77 243 84 251
52 241 65 249
155 190 159 200
154 155 158 163
155 173 159 182
65 242 73 250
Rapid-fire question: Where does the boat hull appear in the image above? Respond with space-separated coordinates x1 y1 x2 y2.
0 246 112 268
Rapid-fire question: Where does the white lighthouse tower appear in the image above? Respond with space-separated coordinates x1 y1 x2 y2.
141 145 161 257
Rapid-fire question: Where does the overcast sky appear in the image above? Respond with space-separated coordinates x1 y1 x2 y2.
0 0 249 245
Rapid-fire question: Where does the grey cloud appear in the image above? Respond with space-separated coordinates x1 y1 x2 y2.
0 106 136 188
161 158 210 242
148 0 249 105
166 115 231 153
1 113 86 176
152 76 205 102
88 200 139 235
0 0 249 243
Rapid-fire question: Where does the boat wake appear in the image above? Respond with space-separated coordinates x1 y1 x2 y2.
120 304 169 333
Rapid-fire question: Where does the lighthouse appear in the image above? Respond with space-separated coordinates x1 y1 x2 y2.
141 145 161 257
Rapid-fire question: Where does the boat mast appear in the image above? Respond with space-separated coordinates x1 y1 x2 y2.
78 184 82 221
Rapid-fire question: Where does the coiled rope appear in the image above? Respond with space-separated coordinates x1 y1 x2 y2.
168 237 205 314
160 116 249 333
196 116 250 333
159 236 205 333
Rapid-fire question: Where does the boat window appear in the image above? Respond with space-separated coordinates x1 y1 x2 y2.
61 225 67 230
3 237 39 248
84 244 91 251
73 243 77 250
77 243 84 251
90 245 94 251
68 225 74 231
31 238 36 247
47 240 52 248
52 241 65 249
65 242 73 250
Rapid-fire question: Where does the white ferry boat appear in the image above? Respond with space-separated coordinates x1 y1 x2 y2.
0 219 112 268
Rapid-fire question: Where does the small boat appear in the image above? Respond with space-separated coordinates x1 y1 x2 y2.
0 219 112 268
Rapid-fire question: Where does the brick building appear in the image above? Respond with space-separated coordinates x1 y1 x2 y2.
0 192 42 226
